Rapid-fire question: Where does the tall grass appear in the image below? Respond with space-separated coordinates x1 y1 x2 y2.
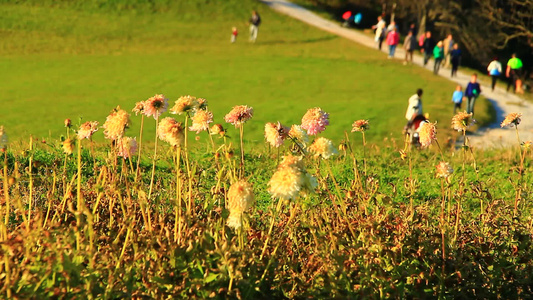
0 98 531 298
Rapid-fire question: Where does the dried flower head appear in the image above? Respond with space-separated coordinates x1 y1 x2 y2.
224 105 254 127
189 109 214 133
264 122 288 148
116 136 137 159
288 125 309 146
268 154 316 200
132 101 145 115
64 119 72 128
197 98 208 110
158 117 184 147
419 122 437 148
451 112 473 132
170 95 199 115
0 126 8 150
338 141 348 151
227 180 255 229
210 124 225 136
351 119 369 132
501 112 522 128
268 166 304 200
308 137 338 159
63 138 74 155
103 106 130 140
301 107 329 135
77 121 99 140
143 94 168 119
436 161 454 178
399 150 408 160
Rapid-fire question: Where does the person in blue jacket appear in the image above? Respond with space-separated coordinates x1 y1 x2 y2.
465 74 481 115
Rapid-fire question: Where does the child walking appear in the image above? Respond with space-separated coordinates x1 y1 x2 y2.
231 27 238 43
452 85 464 114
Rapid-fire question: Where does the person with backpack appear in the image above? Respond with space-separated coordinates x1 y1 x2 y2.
249 10 261 42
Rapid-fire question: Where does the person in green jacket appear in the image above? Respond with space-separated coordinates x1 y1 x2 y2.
433 41 444 74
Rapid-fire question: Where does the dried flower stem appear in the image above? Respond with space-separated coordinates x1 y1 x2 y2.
260 198 284 260
148 117 160 199
239 125 245 178
3 150 9 226
174 146 183 243
134 115 145 184
27 137 34 229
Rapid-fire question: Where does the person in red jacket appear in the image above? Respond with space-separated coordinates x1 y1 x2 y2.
386 26 400 58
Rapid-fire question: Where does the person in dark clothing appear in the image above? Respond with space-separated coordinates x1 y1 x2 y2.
450 43 462 77
465 74 481 115
421 31 436 66
249 10 261 42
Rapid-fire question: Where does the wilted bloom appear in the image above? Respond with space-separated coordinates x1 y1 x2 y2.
103 106 130 140
170 95 199 115
501 112 522 128
451 112 473 132
268 154 317 200
264 122 288 148
288 125 309 146
268 166 303 200
226 180 255 229
132 101 145 115
224 105 253 127
197 98 208 110
63 138 74 155
64 119 72 128
158 117 184 147
210 124 225 136
308 137 337 159
301 107 329 135
338 141 348 152
143 94 168 119
116 136 138 159
189 109 213 133
351 119 369 132
0 126 8 150
77 121 99 140
419 122 437 148
436 161 454 178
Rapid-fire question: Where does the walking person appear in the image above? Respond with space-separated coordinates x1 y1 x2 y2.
248 10 261 42
372 16 386 51
403 30 417 64
506 53 523 93
231 27 238 43
386 26 400 59
487 57 502 91
450 43 462 77
465 74 481 115
421 31 436 66
404 88 424 129
442 34 453 68
433 41 444 74
452 85 464 114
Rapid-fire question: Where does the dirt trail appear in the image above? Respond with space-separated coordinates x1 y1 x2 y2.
261 0 533 148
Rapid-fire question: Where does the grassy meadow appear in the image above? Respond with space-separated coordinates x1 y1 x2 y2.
2 0 532 299
0 0 492 148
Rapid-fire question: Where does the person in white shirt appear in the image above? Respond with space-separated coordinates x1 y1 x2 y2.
487 57 502 91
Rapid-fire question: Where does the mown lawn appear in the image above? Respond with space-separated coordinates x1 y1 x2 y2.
0 0 493 148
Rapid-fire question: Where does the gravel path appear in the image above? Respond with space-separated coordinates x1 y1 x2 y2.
261 0 533 148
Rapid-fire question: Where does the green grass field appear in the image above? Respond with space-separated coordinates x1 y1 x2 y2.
1 1 533 298
0 0 493 148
